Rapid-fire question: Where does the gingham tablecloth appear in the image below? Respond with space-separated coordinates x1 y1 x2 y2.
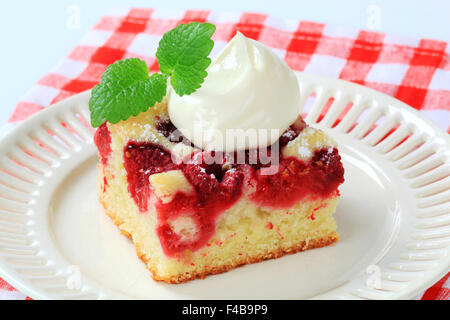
1 8 449 300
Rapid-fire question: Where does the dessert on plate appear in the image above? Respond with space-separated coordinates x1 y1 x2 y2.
91 23 345 283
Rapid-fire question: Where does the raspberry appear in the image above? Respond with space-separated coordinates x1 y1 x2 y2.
123 142 178 211
94 123 112 165
156 118 194 146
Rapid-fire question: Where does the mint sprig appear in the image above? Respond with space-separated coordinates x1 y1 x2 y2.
156 22 215 96
89 22 216 128
89 59 167 127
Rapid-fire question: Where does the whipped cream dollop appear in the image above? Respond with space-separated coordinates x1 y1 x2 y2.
167 32 300 152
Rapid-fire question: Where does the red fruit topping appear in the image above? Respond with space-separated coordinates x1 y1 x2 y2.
94 123 111 165
123 142 177 212
250 148 344 208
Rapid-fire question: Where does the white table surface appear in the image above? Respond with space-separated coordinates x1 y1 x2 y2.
1 0 449 127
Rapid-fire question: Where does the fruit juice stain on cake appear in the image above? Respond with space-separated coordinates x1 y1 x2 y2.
168 31 301 152
94 122 111 165
156 164 244 256
103 176 108 192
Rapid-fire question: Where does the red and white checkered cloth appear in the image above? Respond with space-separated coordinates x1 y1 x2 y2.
1 8 449 300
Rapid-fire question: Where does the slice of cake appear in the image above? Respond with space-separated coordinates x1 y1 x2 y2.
90 22 345 284
94 99 344 283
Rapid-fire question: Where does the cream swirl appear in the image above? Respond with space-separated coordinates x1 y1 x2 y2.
167 32 300 152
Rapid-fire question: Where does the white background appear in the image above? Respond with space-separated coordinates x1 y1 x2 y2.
1 0 449 126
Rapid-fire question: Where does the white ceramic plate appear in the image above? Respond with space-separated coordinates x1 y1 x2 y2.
0 73 448 300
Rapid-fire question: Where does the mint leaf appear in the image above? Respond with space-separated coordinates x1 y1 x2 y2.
156 22 215 96
89 23 216 128
89 58 167 127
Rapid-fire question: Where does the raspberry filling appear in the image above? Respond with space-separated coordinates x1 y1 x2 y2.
157 152 245 256
123 145 244 256
94 123 112 165
123 142 178 212
118 119 344 257
249 148 344 208
156 118 194 147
